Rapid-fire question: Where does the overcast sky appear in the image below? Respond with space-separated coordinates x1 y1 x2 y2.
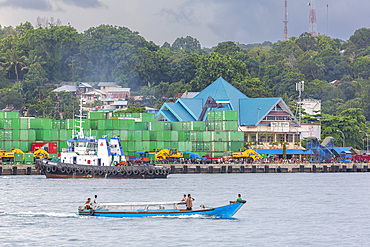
0 0 368 47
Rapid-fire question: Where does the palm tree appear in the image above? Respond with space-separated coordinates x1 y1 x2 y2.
0 49 27 81
21 53 46 72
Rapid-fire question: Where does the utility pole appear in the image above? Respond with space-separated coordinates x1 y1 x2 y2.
296 81 304 125
336 129 345 147
359 130 369 154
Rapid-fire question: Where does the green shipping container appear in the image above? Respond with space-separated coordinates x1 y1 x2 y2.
156 131 164 141
185 142 192 152
35 130 43 141
60 120 66 129
51 120 60 129
21 130 29 141
4 141 12 150
171 142 178 150
189 132 197 142
142 141 150 151
4 130 12 140
135 141 143 151
207 121 215 131
30 119 43 129
88 111 106 119
112 129 120 137
20 118 30 129
90 120 98 130
97 120 107 130
196 132 203 141
207 111 215 121
0 119 12 129
12 141 21 149
127 131 134 141
203 132 211 142
163 131 172 141
171 131 179 142
11 118 20 129
127 120 135 130
178 142 186 151
141 113 155 122
4 112 19 118
227 131 244 142
164 141 171 149
12 130 20 140
225 121 238 131
212 132 227 142
134 131 143 141
120 130 128 141
156 141 165 150
222 110 238 121
20 141 30 152
149 141 157 151
213 142 227 152
120 141 128 151
171 122 183 131
204 142 211 152
135 122 148 131
192 122 206 131
228 141 244 151
43 119 52 129
142 131 150 141
127 141 135 152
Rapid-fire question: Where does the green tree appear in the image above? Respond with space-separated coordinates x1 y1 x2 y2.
0 49 26 81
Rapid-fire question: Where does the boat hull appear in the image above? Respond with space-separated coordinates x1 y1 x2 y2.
79 201 245 218
36 159 169 179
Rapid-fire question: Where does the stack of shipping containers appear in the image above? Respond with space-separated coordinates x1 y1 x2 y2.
0 110 245 162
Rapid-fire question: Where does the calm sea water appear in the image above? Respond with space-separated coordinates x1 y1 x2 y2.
0 173 369 246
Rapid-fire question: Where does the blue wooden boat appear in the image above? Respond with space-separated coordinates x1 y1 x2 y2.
78 200 246 218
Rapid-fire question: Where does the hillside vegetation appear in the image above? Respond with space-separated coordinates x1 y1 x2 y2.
0 22 369 148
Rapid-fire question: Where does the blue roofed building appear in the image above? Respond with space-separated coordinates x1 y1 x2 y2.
156 77 307 149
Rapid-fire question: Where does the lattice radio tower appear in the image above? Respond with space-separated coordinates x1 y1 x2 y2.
308 0 317 36
283 0 288 41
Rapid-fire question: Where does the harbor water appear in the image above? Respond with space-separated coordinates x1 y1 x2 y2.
0 173 369 246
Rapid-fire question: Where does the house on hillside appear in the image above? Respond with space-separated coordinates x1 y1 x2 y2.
97 82 120 92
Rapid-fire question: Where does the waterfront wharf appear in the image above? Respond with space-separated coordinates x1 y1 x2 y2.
0 163 369 176
167 163 369 174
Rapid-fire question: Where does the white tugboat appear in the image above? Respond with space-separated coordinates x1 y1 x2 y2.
36 98 170 179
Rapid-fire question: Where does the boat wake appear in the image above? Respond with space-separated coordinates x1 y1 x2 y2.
0 211 78 218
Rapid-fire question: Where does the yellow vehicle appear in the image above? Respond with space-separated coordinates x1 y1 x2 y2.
232 149 263 160
33 149 49 159
0 148 26 162
155 149 183 161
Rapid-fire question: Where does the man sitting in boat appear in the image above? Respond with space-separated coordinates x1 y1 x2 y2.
85 198 91 209
185 194 195 210
182 194 186 201
235 194 243 203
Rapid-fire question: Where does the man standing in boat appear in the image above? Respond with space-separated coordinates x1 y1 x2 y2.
185 194 195 210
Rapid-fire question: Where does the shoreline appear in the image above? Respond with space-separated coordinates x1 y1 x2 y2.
0 163 369 175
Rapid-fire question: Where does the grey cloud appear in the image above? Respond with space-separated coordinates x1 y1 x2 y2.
158 3 197 26
61 0 107 8
0 0 53 10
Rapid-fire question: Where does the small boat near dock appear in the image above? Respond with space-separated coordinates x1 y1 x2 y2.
78 200 246 218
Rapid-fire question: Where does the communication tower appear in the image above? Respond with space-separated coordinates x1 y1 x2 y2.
283 0 288 41
308 0 317 36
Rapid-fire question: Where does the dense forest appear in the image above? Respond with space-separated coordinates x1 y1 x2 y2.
0 21 369 148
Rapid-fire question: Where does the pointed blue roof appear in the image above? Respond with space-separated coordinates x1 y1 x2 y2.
194 77 248 111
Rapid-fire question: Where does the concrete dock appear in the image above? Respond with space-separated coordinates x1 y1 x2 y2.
0 163 369 176
168 163 369 174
